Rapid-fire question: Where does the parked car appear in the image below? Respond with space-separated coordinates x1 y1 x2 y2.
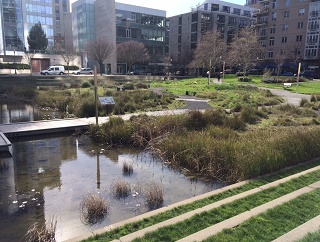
128 69 145 75
40 65 65 75
299 71 320 79
73 68 93 75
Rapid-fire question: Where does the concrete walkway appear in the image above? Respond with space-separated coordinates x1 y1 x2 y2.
65 165 320 242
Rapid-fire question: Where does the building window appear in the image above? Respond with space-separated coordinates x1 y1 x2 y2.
268 51 273 58
126 29 131 38
285 0 290 7
272 12 277 21
295 48 301 56
269 37 275 46
179 16 182 25
191 33 197 42
191 22 197 32
131 13 136 22
272 0 277 9
280 49 286 55
283 24 288 30
191 13 198 22
296 35 302 41
297 22 303 29
298 0 306 2
260 40 266 47
270 25 275 34
284 11 289 17
299 8 305 15
282 36 287 43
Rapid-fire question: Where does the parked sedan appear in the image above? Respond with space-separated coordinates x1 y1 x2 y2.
73 68 93 75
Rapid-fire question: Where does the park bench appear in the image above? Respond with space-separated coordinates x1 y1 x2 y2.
283 83 292 89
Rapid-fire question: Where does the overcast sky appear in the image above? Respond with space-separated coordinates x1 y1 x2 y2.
70 0 247 17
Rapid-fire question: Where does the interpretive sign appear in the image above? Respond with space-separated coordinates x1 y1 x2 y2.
99 97 115 105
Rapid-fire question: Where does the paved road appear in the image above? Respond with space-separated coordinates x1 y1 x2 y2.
262 88 311 106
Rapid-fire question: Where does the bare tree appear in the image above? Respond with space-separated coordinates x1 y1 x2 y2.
189 30 227 83
274 50 289 77
117 40 149 73
86 39 114 75
60 49 77 75
228 27 264 76
23 51 35 75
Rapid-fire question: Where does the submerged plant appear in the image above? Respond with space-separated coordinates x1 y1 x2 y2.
80 193 109 225
110 180 131 199
144 181 164 209
122 161 133 175
23 216 57 242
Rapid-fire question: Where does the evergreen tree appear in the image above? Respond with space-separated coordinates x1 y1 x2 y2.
27 22 48 51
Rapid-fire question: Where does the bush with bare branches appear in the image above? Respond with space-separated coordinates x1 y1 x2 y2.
122 161 133 175
80 193 109 225
24 216 57 242
144 181 164 209
110 180 131 199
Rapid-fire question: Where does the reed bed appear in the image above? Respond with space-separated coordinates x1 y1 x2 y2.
80 193 109 225
89 108 320 183
144 181 164 209
122 161 133 175
23 216 57 242
110 179 131 199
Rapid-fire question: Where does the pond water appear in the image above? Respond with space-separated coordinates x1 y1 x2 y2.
0 134 224 241
0 99 62 124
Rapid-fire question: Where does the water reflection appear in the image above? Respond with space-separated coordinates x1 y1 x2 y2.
0 134 224 241
0 99 61 124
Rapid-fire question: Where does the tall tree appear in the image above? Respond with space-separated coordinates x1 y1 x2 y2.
27 22 48 51
228 27 264 76
189 30 227 83
117 40 150 73
60 49 77 75
86 39 114 75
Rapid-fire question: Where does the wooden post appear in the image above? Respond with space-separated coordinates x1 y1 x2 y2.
94 66 98 125
296 62 301 94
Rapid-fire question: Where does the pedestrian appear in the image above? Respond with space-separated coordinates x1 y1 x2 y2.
217 73 221 82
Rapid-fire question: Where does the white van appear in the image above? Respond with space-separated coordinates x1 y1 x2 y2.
40 65 65 75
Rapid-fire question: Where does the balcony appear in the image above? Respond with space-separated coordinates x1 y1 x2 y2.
254 20 268 26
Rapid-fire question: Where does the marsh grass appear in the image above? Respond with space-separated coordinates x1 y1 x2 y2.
80 193 109 225
122 161 133 175
110 180 131 199
144 181 164 209
24 216 57 242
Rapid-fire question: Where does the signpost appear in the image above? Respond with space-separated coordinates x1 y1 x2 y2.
99 97 115 115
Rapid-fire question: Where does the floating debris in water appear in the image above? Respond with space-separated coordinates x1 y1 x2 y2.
13 201 18 204
38 167 45 174
31 189 35 192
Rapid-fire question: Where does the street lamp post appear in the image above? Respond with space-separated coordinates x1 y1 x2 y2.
14 49 17 74
296 62 301 93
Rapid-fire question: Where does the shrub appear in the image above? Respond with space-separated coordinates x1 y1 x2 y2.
240 106 261 124
144 181 164 209
80 193 109 225
300 98 310 107
238 77 252 82
122 161 133 175
110 180 131 199
81 82 91 88
122 83 135 90
23 216 57 242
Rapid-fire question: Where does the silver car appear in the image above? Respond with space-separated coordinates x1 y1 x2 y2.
74 68 93 75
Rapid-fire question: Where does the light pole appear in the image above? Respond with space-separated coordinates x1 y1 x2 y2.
220 56 225 83
296 62 301 93
14 49 17 74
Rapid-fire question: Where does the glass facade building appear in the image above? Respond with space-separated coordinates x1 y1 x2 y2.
0 0 69 54
115 3 167 58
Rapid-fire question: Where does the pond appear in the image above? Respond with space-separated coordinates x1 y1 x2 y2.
0 134 224 241
0 99 62 124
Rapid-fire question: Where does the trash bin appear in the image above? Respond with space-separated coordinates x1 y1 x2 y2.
186 91 189 95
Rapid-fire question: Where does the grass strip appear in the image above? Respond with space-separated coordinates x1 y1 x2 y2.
131 171 320 242
84 161 320 242
299 230 320 242
204 189 320 242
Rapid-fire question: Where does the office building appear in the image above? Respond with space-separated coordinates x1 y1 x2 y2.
168 0 256 69
70 0 167 74
0 0 70 55
248 0 320 70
